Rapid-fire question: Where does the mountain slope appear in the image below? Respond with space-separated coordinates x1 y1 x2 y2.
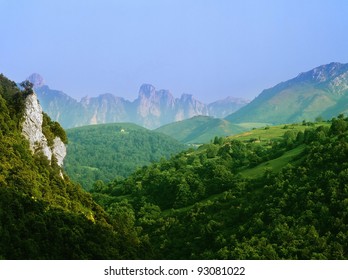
155 115 247 144
64 123 187 190
226 62 348 124
0 74 143 259
92 116 348 259
208 96 250 118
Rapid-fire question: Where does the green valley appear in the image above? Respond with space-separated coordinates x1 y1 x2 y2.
1 71 348 260
91 116 348 259
64 123 186 190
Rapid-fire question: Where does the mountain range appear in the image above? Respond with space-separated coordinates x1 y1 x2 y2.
28 73 249 129
29 62 348 133
155 62 348 143
2 64 348 260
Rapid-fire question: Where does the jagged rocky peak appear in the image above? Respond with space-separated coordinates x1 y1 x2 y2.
137 84 175 105
21 91 66 171
139 83 156 98
297 62 348 82
157 89 175 107
179 94 205 108
180 93 194 101
27 73 45 88
310 62 346 82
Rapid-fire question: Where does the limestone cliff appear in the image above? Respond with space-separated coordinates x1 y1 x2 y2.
21 92 67 169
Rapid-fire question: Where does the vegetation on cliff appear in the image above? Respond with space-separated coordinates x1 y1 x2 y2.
0 74 144 259
1 73 348 260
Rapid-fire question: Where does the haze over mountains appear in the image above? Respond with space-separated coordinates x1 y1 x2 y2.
28 62 348 133
28 73 249 129
161 62 348 143
2 63 348 260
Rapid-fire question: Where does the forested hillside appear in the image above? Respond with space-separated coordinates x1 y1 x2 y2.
64 123 186 190
0 74 145 259
91 116 348 259
2 72 348 260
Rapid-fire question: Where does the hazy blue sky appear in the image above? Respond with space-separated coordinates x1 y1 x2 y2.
1 0 348 103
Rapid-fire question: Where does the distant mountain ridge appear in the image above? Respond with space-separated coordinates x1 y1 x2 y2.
27 74 249 129
226 62 348 124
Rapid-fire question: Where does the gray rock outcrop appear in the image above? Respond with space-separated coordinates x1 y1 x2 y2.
21 92 67 170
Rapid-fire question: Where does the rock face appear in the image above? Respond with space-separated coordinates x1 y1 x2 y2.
134 84 209 128
21 92 66 169
52 137 66 167
80 93 131 125
135 84 176 128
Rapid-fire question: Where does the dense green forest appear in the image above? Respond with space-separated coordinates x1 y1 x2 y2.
91 116 348 259
64 123 186 190
0 74 146 259
1 73 348 260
